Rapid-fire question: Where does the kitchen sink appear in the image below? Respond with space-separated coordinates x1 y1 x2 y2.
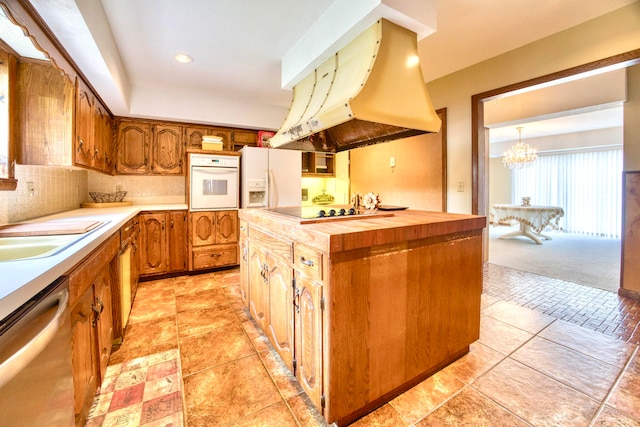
0 221 108 262
0 234 84 261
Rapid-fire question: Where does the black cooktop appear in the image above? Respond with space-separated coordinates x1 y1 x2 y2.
265 205 359 219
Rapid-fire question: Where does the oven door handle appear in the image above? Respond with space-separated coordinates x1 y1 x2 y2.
0 288 69 390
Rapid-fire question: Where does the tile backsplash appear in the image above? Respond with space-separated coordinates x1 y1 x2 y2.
87 171 186 205
0 166 187 225
0 165 88 224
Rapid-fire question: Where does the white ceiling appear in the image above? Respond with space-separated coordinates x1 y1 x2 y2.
27 0 638 132
488 105 624 143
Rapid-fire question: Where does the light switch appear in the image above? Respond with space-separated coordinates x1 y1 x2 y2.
457 181 464 192
390 157 396 168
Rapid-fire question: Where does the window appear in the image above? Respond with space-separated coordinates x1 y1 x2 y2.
512 149 622 238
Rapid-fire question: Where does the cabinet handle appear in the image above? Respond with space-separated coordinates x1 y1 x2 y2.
300 256 314 267
91 298 104 325
242 247 248 262
293 286 301 314
171 219 174 228
240 225 246 231
210 253 220 258
162 220 165 230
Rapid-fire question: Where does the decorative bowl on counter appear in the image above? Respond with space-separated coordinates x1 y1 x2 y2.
89 191 127 203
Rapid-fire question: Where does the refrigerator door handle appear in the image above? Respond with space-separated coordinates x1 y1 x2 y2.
264 169 270 208
268 169 277 208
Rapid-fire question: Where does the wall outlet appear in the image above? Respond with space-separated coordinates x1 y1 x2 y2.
457 181 464 192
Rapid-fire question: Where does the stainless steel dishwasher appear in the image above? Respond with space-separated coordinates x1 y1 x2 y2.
0 276 74 426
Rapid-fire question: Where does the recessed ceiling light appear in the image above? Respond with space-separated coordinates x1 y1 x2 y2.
174 53 193 63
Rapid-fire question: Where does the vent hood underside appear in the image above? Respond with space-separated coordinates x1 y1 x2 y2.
269 19 441 152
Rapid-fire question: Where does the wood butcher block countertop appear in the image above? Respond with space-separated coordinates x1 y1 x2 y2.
239 208 487 253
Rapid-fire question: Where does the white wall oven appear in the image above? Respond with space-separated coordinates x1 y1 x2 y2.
189 153 239 211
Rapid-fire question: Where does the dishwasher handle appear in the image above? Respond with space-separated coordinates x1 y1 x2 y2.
0 288 69 390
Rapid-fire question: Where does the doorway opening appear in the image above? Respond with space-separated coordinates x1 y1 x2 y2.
472 49 640 292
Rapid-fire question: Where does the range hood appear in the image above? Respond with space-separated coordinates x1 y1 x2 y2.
269 18 441 152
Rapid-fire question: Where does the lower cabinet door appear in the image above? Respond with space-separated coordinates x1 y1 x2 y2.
267 255 294 371
239 238 250 307
94 266 114 379
294 273 323 410
248 243 269 332
70 287 98 425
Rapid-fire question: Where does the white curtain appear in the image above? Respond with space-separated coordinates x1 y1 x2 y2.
512 149 622 238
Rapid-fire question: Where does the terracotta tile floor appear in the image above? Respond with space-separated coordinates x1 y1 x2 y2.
91 264 640 426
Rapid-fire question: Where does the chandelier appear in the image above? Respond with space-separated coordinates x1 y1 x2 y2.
502 127 537 169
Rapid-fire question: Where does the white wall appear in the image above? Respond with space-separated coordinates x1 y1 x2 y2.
426 3 640 214
625 65 640 171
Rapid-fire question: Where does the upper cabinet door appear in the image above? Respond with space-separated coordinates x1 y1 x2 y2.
151 124 183 175
94 101 114 174
74 80 94 169
116 121 150 174
185 126 230 150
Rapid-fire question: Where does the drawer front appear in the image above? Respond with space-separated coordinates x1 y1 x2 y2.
294 244 323 281
250 227 292 262
120 217 138 248
69 233 119 306
192 244 239 270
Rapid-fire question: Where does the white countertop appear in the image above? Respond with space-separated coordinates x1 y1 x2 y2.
0 204 187 320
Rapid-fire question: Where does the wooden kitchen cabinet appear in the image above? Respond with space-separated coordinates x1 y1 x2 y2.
239 220 249 307
232 129 258 150
16 61 114 174
115 120 184 175
189 210 239 271
68 233 119 426
138 210 188 276
267 254 294 371
248 241 269 332
185 126 231 151
247 228 295 372
115 120 150 174
302 152 334 177
293 273 324 408
240 208 485 425
151 123 183 174
75 78 115 173
94 99 115 173
69 285 98 427
93 264 114 385
16 61 74 167
167 210 188 271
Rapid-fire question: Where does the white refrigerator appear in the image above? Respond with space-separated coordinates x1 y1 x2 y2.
240 146 301 208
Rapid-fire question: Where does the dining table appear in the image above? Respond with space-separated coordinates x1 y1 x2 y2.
491 204 565 244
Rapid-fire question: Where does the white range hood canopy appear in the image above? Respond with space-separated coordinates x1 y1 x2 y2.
269 18 441 152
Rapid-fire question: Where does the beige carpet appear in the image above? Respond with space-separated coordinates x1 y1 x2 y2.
488 224 621 292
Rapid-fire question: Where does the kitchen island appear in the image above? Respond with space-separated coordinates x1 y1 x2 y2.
238 208 486 426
